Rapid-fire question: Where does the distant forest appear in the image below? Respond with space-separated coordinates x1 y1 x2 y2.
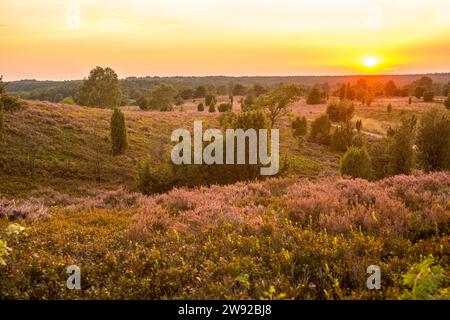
5 73 450 105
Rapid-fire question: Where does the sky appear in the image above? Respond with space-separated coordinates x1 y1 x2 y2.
1 0 450 80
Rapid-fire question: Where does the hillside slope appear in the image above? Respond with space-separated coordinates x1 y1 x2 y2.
0 100 339 198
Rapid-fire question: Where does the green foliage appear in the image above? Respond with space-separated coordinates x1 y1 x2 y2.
110 108 128 155
306 85 323 105
232 84 246 96
444 93 450 109
137 96 149 110
414 86 425 99
218 103 232 113
208 100 216 112
330 121 355 152
1 95 22 112
61 97 75 105
136 161 173 195
194 86 207 98
257 84 300 127
355 119 362 132
401 256 449 300
340 146 372 179
416 107 450 171
326 99 355 122
291 116 307 138
76 66 121 108
309 114 331 145
148 83 177 111
0 100 4 142
205 94 216 107
423 90 434 102
388 116 417 175
197 102 204 112
368 138 391 180
0 239 11 266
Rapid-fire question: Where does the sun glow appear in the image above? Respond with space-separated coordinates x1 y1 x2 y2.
362 56 380 68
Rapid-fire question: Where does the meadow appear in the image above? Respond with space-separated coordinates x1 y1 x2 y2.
0 83 449 299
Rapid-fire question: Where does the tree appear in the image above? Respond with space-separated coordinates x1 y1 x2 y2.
76 66 121 108
205 93 216 107
208 99 216 112
218 103 232 113
387 103 392 113
423 91 434 102
257 85 300 128
384 80 397 96
306 85 322 105
232 84 246 96
0 100 4 141
331 121 355 152
194 86 207 98
179 88 194 100
110 107 128 155
309 114 331 145
137 96 149 110
388 116 417 175
326 99 354 122
416 107 450 171
444 94 450 109
197 102 204 111
355 119 363 132
148 84 177 111
414 86 425 99
291 116 307 138
340 146 372 179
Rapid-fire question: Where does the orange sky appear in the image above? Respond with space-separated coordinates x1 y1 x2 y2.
1 0 450 80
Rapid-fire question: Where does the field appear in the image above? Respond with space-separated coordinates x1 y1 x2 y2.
0 95 449 299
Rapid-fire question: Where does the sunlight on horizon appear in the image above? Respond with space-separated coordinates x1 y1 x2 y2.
1 0 450 80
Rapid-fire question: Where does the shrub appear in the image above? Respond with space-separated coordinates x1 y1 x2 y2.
136 161 174 195
416 107 450 171
444 93 450 109
110 107 128 155
326 99 354 122
355 119 362 132
331 121 354 152
197 102 204 111
401 256 449 300
306 85 323 105
340 146 372 179
205 94 215 106
387 103 392 113
137 96 149 110
423 91 434 102
61 97 75 105
1 95 22 112
388 116 417 175
368 138 391 180
291 116 307 137
309 114 331 145
414 86 425 99
208 100 216 112
0 101 4 141
218 103 232 113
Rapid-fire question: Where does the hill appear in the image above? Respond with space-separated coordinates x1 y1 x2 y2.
0 99 339 198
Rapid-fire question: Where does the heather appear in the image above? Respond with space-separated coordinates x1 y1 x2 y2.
1 171 448 299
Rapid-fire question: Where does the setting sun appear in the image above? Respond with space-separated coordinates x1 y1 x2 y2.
362 56 380 68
